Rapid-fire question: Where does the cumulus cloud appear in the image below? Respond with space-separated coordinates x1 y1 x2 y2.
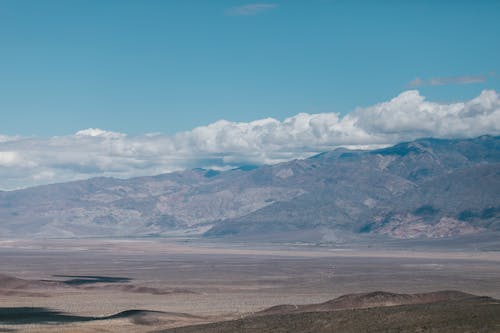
0 135 19 143
0 90 499 190
0 151 22 167
409 75 487 87
225 3 277 16
75 128 126 138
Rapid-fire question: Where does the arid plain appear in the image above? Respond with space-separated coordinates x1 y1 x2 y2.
1 238 500 332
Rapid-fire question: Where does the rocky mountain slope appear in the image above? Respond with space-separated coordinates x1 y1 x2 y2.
251 290 477 316
0 135 498 240
157 292 500 333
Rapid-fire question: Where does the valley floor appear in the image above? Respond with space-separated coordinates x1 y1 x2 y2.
0 238 499 332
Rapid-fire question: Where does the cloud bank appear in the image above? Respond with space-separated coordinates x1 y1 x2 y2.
1 90 499 190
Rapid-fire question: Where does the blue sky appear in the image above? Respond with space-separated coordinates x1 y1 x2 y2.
1 0 499 136
1 1 500 189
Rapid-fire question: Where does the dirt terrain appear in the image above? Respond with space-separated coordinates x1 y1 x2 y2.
159 296 500 333
1 238 500 332
251 290 479 316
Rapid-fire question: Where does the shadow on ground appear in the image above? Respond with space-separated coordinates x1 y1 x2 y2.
46 275 131 286
0 307 162 325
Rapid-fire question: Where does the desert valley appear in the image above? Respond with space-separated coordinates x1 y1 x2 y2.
1 1 500 331
1 238 500 332
1 136 500 332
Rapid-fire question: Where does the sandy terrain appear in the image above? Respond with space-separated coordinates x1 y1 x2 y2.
0 238 499 332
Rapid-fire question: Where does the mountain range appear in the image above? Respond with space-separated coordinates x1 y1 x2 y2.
0 135 498 242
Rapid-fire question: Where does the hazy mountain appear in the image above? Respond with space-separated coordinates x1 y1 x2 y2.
0 135 498 241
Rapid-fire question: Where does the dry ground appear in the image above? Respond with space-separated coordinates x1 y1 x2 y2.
0 238 499 332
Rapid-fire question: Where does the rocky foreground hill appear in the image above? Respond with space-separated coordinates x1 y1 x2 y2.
2 288 498 332
158 291 500 333
0 135 498 241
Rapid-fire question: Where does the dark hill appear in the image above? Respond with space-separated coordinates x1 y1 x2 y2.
155 291 500 333
253 290 475 316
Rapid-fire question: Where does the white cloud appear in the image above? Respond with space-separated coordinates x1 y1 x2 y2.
409 75 487 87
0 90 499 190
75 128 126 138
0 151 22 167
408 77 425 87
429 75 486 86
225 3 277 16
0 135 19 143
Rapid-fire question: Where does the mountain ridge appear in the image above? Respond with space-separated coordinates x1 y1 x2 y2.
0 135 499 242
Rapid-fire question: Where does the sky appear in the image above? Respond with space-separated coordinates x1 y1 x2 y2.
0 0 499 189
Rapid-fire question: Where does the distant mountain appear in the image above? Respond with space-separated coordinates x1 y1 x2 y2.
0 135 499 241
